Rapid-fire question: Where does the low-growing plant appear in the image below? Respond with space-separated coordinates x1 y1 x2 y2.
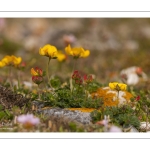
91 105 140 129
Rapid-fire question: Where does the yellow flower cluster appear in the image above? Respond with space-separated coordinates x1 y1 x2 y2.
65 44 90 58
39 44 90 60
0 55 22 68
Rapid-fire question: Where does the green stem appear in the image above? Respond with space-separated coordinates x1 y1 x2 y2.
118 91 119 98
37 84 41 100
9 66 13 89
84 84 88 101
18 70 21 89
70 59 77 92
46 58 52 88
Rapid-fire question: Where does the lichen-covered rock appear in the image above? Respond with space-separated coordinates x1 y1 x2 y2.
38 107 93 125
91 87 133 107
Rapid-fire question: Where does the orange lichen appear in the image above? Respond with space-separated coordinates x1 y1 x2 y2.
66 108 96 112
91 87 133 107
122 91 133 102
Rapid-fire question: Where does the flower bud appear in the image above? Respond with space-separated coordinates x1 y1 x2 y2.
72 70 81 80
31 67 43 76
32 76 43 85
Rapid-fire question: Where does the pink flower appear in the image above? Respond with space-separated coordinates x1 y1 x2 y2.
109 125 122 132
63 34 76 46
17 114 40 129
96 120 108 126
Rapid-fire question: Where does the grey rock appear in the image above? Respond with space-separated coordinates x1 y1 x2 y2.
38 108 92 125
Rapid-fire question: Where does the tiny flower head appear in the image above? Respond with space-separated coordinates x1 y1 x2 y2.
65 45 90 59
57 51 67 62
135 95 140 101
72 70 81 80
109 82 127 91
75 79 83 85
31 67 43 76
39 44 58 59
17 114 40 129
83 74 93 83
32 76 43 85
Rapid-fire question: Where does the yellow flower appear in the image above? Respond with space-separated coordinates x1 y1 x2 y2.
39 44 58 59
57 51 67 62
1 55 22 67
109 82 127 91
65 45 90 58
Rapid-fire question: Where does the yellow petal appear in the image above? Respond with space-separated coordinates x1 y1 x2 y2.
57 51 66 62
118 83 127 91
39 44 50 56
109 82 116 90
47 45 58 58
0 61 6 67
11 55 22 65
31 68 38 76
65 44 72 55
2 55 12 65
72 47 82 57
81 50 90 58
